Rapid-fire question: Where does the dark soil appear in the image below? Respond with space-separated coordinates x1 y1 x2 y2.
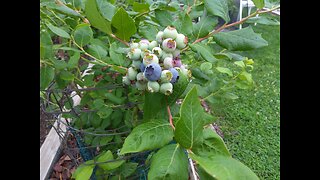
40 109 55 147
49 132 83 180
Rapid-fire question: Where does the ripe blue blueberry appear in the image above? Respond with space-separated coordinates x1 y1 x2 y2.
169 67 179 84
144 63 162 81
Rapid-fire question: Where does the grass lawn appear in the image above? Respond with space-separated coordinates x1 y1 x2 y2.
217 14 280 179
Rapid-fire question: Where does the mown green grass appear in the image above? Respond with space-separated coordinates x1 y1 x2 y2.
217 15 280 179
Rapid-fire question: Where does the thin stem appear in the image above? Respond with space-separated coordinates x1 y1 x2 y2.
110 34 130 47
133 10 150 20
192 5 280 44
165 97 175 130
71 35 128 71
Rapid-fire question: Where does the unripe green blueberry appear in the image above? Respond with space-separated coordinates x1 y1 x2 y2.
131 60 142 69
136 81 147 90
143 53 159 66
176 34 188 49
162 38 176 52
152 47 162 57
136 72 147 82
172 49 180 58
160 82 173 95
147 81 160 93
163 57 173 69
148 41 158 50
130 42 139 49
139 39 150 50
156 31 164 43
181 65 192 78
140 49 151 59
163 26 178 39
127 48 141 60
160 70 173 83
122 75 131 85
128 67 137 80
161 51 173 61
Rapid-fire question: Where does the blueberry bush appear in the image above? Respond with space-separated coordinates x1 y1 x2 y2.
40 0 279 179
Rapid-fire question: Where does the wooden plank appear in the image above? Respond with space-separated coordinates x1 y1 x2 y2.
40 117 69 180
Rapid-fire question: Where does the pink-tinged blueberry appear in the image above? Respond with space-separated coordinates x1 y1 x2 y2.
162 38 176 52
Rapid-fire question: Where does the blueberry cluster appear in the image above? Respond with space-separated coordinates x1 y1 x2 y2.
123 26 190 95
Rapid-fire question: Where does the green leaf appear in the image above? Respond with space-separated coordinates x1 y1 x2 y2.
53 59 68 70
193 15 218 39
133 2 150 13
68 52 80 68
40 30 53 59
252 0 265 9
119 162 138 177
143 71 189 121
87 44 108 60
96 0 116 21
216 67 233 77
155 9 173 27
180 15 193 36
247 16 280 25
213 27 268 51
234 61 245 68
73 24 93 47
60 70 75 81
109 42 128 67
192 127 231 157
189 44 218 63
120 119 174 154
111 7 137 42
46 22 70 39
55 46 82 53
139 24 158 40
190 154 259 180
40 66 54 90
46 2 82 18
148 144 189 180
72 161 94 180
174 86 205 149
96 150 125 170
85 0 112 34
222 92 239 100
200 62 212 72
239 71 253 84
204 0 230 23
97 107 113 119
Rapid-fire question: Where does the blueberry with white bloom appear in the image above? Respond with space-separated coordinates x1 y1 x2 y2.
144 63 162 81
136 81 147 90
163 26 178 39
128 67 138 80
127 48 141 60
152 47 163 57
131 60 142 69
160 82 173 95
156 31 164 43
172 49 180 58
136 72 147 82
139 39 150 50
122 75 131 85
168 67 179 84
148 41 158 50
130 42 139 49
147 81 160 93
140 49 151 59
160 70 173 83
143 53 159 65
162 38 176 52
163 57 173 69
175 34 188 49
161 51 173 61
